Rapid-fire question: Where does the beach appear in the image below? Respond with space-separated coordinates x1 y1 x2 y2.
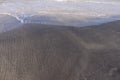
0 19 120 80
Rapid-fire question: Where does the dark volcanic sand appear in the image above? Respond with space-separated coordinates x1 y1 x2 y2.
0 21 120 80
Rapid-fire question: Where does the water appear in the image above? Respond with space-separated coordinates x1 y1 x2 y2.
0 0 120 27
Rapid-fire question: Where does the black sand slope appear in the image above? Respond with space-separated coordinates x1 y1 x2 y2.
0 21 120 80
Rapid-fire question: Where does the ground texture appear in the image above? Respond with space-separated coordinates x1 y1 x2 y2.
0 21 120 80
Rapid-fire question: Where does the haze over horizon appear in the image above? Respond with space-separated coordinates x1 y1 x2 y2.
0 0 120 27
1 0 120 2
0 0 120 80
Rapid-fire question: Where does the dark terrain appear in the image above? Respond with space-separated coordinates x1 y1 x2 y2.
0 20 120 80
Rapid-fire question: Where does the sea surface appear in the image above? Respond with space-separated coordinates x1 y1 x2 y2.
0 0 120 27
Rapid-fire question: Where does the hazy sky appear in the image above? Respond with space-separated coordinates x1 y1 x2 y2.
0 0 119 2
0 0 120 26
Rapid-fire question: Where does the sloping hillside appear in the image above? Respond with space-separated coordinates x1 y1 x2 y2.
0 21 120 80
